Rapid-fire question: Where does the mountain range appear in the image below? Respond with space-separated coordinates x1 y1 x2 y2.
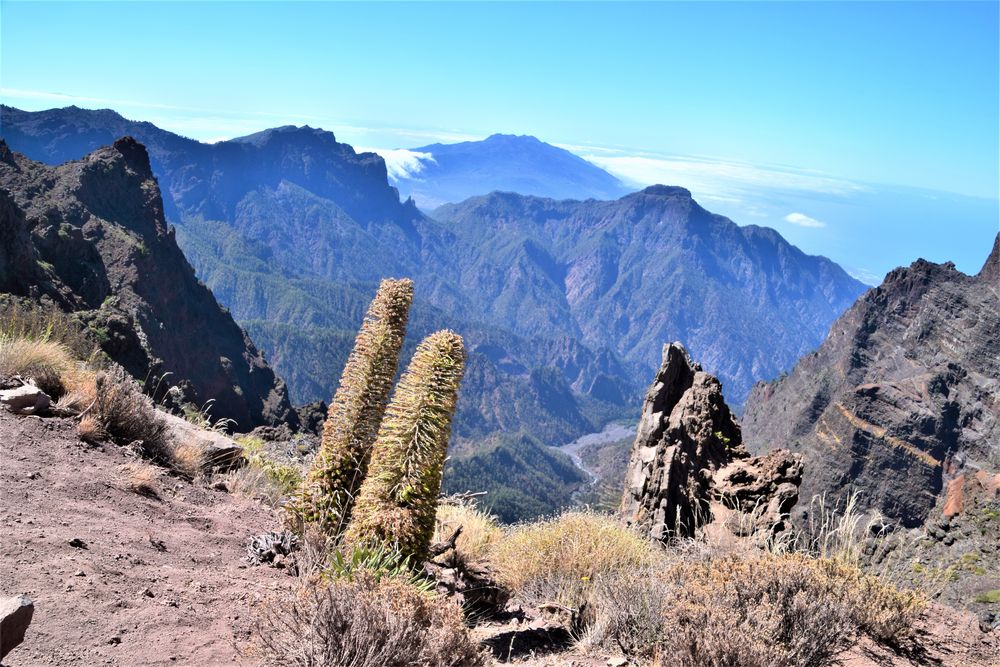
0 105 866 519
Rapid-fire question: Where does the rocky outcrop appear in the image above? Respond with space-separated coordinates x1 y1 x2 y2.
714 450 803 539
743 235 1000 530
621 343 802 540
0 138 296 430
0 383 51 416
0 595 33 661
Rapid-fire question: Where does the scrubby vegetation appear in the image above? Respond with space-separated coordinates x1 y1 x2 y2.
433 501 502 568
490 509 660 614
252 570 483 667
583 553 923 667
93 365 171 462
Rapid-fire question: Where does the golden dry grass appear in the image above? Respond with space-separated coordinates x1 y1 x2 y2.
489 509 661 610
77 414 106 443
171 441 206 479
117 461 161 497
0 336 75 397
433 503 502 566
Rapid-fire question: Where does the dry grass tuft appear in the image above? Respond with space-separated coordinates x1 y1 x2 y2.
117 461 161 498
433 502 502 567
57 371 99 414
490 509 661 612
253 571 484 667
0 336 75 398
170 441 206 479
77 414 106 443
94 364 170 462
583 552 925 667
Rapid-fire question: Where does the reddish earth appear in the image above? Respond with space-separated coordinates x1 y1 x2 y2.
0 410 294 666
1 408 997 666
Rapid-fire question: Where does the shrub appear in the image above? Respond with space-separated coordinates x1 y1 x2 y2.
253 571 484 667
94 364 170 462
434 502 502 567
489 509 660 612
585 552 924 667
239 436 303 499
295 278 413 536
344 330 466 561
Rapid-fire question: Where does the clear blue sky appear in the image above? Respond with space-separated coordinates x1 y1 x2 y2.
2 1 998 278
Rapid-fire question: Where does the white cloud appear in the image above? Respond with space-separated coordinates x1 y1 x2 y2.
783 212 826 228
583 152 867 201
360 148 437 181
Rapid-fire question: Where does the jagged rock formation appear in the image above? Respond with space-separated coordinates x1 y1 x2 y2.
743 234 1000 530
0 138 295 429
621 343 802 540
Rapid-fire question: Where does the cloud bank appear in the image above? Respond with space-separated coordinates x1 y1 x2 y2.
362 148 437 181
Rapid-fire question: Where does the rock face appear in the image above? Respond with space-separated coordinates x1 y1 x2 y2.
0 138 296 430
714 451 804 538
743 234 1000 530
621 343 801 540
0 595 33 661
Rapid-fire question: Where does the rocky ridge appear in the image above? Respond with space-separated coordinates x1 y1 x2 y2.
742 235 1000 610
0 138 295 429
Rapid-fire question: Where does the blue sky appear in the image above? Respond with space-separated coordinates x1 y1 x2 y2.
2 1 998 279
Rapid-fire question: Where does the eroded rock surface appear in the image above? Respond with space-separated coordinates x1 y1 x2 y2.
743 235 1000 530
0 138 296 430
621 343 801 540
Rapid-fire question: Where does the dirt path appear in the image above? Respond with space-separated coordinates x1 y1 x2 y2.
0 411 294 666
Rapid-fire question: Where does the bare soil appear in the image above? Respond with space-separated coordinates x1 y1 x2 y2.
0 410 294 666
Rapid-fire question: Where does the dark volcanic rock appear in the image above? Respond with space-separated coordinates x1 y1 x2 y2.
0 594 33 661
0 138 296 430
714 450 804 539
621 343 744 538
743 234 1000 529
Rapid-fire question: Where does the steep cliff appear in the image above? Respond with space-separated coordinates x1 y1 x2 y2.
743 235 1000 529
0 138 295 429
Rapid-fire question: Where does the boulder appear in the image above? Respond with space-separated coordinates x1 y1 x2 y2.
0 384 51 415
714 450 804 539
158 411 245 473
0 595 34 660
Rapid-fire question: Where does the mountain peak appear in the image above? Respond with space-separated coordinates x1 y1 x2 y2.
978 232 1000 283
638 184 692 198
112 136 153 177
229 124 335 147
483 133 543 144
